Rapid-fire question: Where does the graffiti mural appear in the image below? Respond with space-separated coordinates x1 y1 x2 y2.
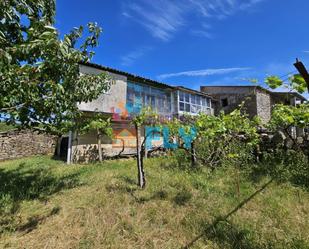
112 127 136 148
110 101 129 120
109 81 196 150
145 127 164 150
145 126 197 150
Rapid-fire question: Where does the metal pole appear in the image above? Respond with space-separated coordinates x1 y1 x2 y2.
67 130 72 165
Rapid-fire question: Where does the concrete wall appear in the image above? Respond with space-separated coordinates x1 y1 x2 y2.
70 122 197 163
0 130 56 161
78 64 127 114
71 122 139 163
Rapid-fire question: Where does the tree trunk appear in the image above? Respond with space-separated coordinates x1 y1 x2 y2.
136 124 145 188
97 129 103 162
191 141 197 167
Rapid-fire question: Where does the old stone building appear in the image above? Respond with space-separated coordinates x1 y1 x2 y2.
200 85 307 123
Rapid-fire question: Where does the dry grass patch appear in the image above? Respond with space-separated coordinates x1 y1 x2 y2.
0 156 308 248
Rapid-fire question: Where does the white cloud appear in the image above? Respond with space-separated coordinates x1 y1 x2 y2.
191 30 214 39
191 23 214 38
122 0 265 41
121 47 152 66
158 67 251 79
122 1 185 41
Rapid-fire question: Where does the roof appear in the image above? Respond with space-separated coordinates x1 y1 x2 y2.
80 62 215 99
176 86 214 99
271 91 307 102
201 85 307 101
80 62 174 90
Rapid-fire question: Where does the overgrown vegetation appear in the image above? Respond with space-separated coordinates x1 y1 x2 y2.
0 156 308 248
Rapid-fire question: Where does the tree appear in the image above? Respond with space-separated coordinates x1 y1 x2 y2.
265 74 309 144
78 113 112 162
263 74 309 188
131 107 159 188
165 107 259 169
0 0 111 134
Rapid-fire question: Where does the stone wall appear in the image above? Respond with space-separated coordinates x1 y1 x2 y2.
256 89 272 123
0 129 56 161
200 86 258 117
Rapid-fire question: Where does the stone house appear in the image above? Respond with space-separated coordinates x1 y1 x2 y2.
200 85 307 124
63 62 216 162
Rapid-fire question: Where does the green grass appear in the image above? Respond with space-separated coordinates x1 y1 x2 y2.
0 156 308 249
0 123 17 132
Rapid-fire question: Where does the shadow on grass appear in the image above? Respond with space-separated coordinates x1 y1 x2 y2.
198 220 309 249
183 179 274 249
173 189 192 206
248 150 309 191
201 220 261 249
115 176 193 205
17 206 61 234
105 176 170 204
0 162 81 202
0 162 82 233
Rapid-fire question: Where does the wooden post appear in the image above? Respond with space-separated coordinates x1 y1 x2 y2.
144 126 148 159
136 124 145 188
97 129 103 162
190 141 197 167
294 59 309 93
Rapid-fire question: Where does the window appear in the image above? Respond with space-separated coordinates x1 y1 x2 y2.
178 91 211 114
178 91 191 113
185 103 190 112
221 98 229 107
185 93 190 102
179 102 185 111
191 105 197 113
179 92 184 102
126 82 171 114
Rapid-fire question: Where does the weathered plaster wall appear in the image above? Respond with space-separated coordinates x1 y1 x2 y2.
78 64 127 114
71 123 139 163
0 130 56 161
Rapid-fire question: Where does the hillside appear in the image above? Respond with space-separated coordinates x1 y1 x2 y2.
0 156 308 249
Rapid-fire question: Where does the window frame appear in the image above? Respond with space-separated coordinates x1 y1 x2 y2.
178 90 212 115
126 81 172 114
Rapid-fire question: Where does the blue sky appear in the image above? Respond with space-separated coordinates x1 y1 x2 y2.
56 0 309 95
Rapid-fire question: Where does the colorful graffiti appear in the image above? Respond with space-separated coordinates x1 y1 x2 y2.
110 101 129 120
112 127 136 148
109 102 196 150
109 81 196 150
145 126 197 150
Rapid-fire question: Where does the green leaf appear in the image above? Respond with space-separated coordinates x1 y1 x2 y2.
265 76 283 89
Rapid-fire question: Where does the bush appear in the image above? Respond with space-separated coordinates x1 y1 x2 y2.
257 148 309 189
195 137 256 169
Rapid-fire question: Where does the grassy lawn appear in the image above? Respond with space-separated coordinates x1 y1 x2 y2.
0 156 308 249
0 123 17 132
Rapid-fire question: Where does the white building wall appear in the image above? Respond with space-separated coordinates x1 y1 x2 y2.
77 64 127 114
